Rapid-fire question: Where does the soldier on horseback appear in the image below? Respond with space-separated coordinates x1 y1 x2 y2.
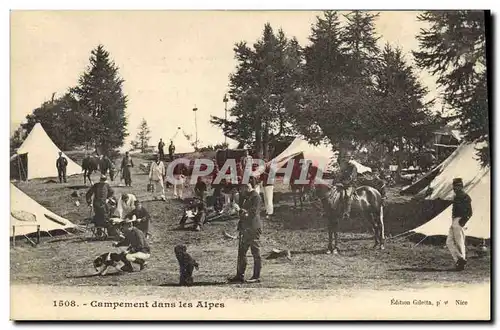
337 151 358 220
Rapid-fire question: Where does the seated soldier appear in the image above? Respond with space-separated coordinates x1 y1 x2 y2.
113 219 150 271
179 198 206 232
124 200 152 238
336 151 358 220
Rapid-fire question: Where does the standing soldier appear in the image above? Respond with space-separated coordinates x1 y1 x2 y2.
168 140 176 161
158 138 165 161
86 175 115 236
121 151 134 187
56 151 68 183
337 151 358 221
447 178 473 271
228 177 262 284
149 154 166 199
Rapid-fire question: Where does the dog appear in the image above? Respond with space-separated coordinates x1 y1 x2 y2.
174 244 199 286
93 252 131 276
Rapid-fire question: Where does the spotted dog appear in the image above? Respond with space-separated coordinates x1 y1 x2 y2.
93 252 131 275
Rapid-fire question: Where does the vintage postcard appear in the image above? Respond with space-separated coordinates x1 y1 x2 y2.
9 10 491 321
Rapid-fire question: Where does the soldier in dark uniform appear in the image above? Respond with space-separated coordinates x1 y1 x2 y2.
113 220 151 271
337 151 358 220
228 177 262 283
121 152 134 187
179 198 206 232
86 175 115 235
448 178 473 271
56 151 68 183
194 176 207 202
125 200 152 238
168 141 176 161
158 138 165 161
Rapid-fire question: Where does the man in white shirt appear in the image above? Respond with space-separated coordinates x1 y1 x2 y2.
116 193 137 219
149 154 166 199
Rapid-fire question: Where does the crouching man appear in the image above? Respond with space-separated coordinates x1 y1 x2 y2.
113 219 151 272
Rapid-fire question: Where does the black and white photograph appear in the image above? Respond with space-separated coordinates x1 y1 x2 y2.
8 9 491 321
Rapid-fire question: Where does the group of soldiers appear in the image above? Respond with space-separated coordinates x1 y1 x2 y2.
157 138 176 161
85 174 152 272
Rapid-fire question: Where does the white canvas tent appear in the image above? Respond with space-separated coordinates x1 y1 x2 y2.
411 169 490 239
270 137 372 174
10 184 79 238
12 123 82 180
416 142 488 200
166 128 195 154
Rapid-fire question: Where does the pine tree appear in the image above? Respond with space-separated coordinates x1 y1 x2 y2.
413 11 489 164
298 11 381 151
211 24 302 158
71 44 128 155
373 44 438 174
135 119 151 153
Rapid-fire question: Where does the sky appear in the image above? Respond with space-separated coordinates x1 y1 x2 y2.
10 10 440 148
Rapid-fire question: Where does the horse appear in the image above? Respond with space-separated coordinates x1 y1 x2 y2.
315 182 385 254
82 155 100 185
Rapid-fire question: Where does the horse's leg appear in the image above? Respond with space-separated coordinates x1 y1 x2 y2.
327 221 333 254
332 217 339 254
326 216 339 255
83 170 87 185
371 218 380 249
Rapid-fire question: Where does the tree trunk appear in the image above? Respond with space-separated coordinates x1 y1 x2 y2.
396 137 404 181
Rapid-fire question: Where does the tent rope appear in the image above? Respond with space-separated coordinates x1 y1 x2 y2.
412 235 428 248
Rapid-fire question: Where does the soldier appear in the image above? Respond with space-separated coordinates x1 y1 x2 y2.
56 151 68 183
228 177 262 284
337 151 358 221
168 140 176 161
149 154 166 198
86 175 115 235
158 138 165 161
113 219 150 271
124 200 152 238
447 178 473 271
121 152 134 187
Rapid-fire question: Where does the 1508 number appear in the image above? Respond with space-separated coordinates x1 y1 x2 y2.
53 300 77 307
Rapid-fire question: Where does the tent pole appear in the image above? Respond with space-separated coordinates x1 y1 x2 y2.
413 235 428 248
